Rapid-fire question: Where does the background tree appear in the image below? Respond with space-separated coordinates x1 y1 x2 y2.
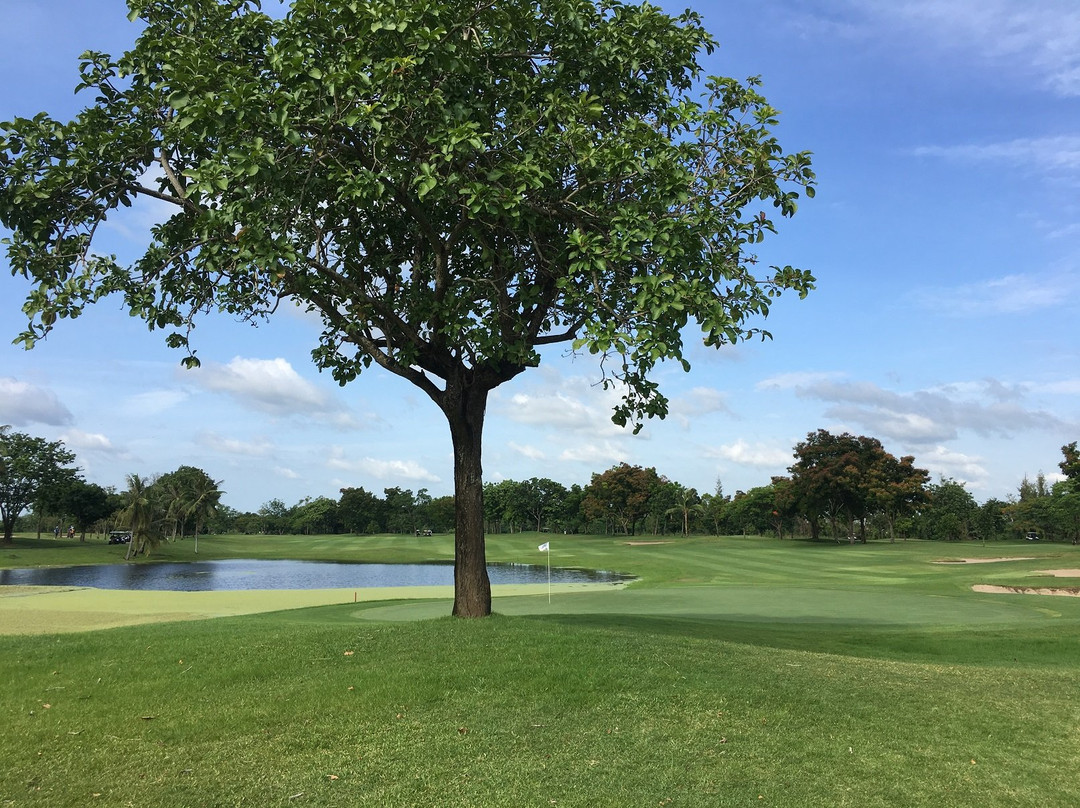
699 479 729 536
1011 473 1055 540
338 487 385 534
725 484 784 537
483 480 524 535
0 0 813 615
427 495 456 534
920 479 978 542
787 430 863 540
665 484 701 537
0 427 78 544
258 499 290 535
787 430 926 542
557 484 587 534
62 478 115 542
865 452 930 542
517 477 569 533
289 495 339 536
582 463 660 536
973 498 1010 542
1060 442 1080 482
382 488 417 534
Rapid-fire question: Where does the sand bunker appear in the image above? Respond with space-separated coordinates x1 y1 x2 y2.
973 584 1080 597
1037 569 1080 577
624 541 671 546
934 557 1036 564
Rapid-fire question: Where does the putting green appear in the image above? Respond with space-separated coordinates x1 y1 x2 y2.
357 583 1069 625
0 582 618 635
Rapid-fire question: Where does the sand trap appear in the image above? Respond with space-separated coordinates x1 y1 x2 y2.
624 541 671 546
973 584 1080 597
934 557 1037 564
1037 569 1080 577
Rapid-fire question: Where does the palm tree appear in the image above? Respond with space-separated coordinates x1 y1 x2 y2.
186 473 223 554
119 474 158 559
158 476 188 541
665 485 702 537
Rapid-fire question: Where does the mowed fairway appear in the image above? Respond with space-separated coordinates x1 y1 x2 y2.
2 533 1079 807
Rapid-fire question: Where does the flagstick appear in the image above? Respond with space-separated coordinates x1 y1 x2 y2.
547 547 551 604
538 541 552 604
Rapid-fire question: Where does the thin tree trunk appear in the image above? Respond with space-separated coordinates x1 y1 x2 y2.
443 380 492 618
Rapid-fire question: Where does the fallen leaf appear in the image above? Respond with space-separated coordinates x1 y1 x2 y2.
458 727 468 735
140 716 156 721
327 774 339 781
343 651 354 656
42 704 51 709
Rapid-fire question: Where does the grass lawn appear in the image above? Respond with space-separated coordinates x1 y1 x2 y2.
1 532 1079 806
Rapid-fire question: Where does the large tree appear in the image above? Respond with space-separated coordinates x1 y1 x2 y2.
62 478 116 542
0 0 814 616
0 427 78 544
787 430 928 542
582 463 661 536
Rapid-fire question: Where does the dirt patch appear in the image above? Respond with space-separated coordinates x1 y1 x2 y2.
933 557 1037 564
624 541 671 546
1037 569 1080 577
972 584 1080 597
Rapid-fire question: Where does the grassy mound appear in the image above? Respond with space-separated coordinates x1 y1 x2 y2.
1 533 1078 805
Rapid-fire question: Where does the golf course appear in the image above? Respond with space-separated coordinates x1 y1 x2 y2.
2 532 1078 806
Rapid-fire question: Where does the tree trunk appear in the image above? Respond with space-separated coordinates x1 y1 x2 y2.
443 381 492 618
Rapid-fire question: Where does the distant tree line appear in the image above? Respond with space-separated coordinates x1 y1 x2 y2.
6 425 1080 543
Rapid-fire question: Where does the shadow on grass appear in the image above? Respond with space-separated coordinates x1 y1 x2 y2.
525 611 1080 669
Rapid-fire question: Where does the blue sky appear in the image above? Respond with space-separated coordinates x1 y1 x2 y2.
2 0 1079 512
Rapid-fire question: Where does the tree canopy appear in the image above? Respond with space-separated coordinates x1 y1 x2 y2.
0 0 814 615
0 427 78 544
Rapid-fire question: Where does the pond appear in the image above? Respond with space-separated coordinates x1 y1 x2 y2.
0 559 629 592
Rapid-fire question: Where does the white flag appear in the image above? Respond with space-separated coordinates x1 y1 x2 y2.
538 542 550 552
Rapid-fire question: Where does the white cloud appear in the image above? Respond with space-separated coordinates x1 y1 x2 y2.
911 268 1080 316
1041 378 1080 395
505 391 596 430
274 466 301 480
558 441 628 466
919 446 990 485
791 378 1068 444
494 374 627 437
913 136 1080 178
326 448 440 483
58 429 116 453
0 377 73 426
195 431 273 456
668 387 734 426
508 441 546 461
192 356 358 426
847 0 1080 96
121 389 189 417
757 371 847 391
705 440 792 469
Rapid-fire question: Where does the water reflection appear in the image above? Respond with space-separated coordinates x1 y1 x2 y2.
0 559 629 591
